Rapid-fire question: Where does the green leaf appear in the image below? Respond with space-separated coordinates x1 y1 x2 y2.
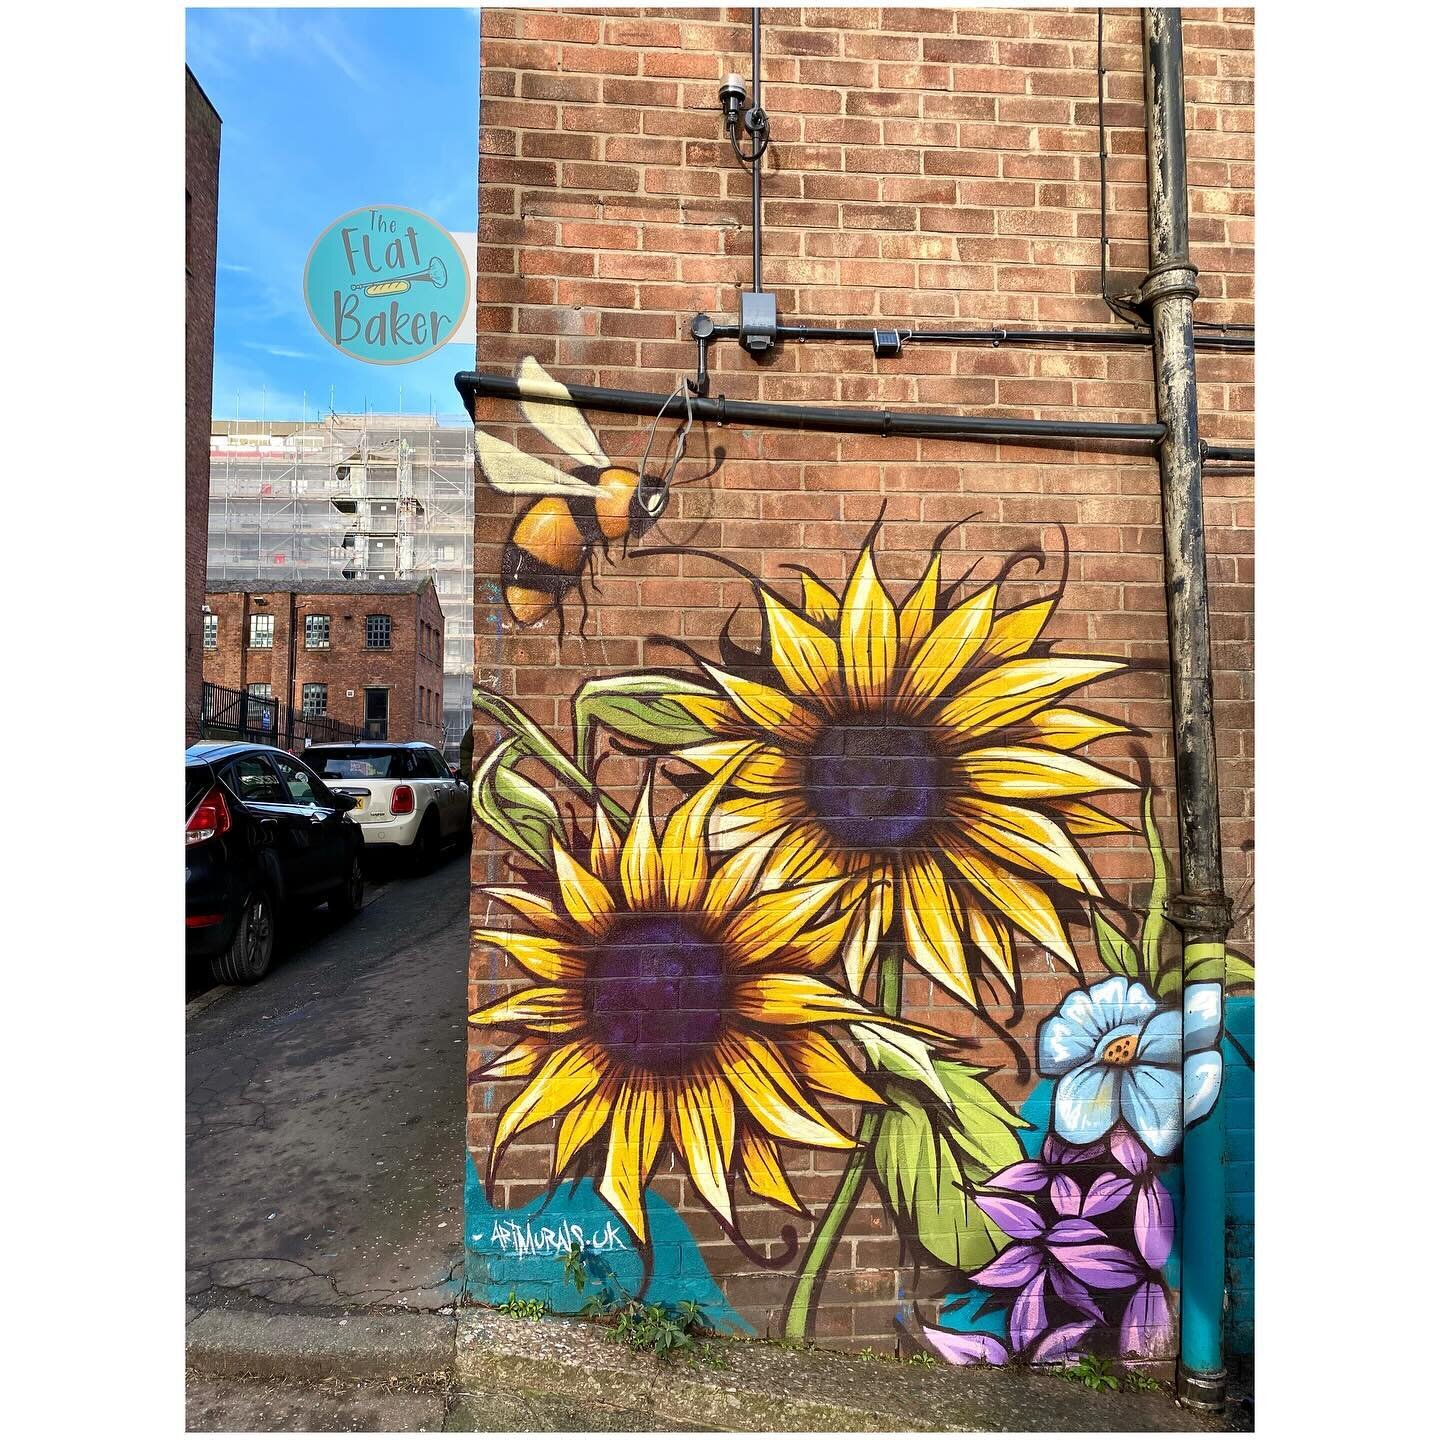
573 673 722 775
853 1022 954 1110
871 1062 1027 1273
472 738 565 867
1184 948 1255 989
1093 912 1140 979
1140 789 1172 986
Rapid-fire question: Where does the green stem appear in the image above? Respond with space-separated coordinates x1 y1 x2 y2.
780 947 903 1343
473 686 629 829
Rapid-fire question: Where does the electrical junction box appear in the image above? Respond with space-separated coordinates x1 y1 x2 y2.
739 291 777 355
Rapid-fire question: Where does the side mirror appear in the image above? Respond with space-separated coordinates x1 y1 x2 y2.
331 792 360 813
451 766 464 783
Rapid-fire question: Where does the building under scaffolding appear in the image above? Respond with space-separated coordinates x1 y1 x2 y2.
208 413 473 757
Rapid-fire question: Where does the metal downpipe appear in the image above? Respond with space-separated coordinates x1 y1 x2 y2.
1141 8 1233 1411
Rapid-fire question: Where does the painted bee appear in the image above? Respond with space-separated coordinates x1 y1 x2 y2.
476 359 674 630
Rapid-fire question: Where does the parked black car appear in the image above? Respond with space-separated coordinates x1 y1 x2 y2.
185 742 364 985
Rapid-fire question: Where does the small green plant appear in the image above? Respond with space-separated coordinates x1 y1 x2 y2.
908 1351 937 1367
1063 1354 1120 1392
1125 1371 1161 1393
497 1290 549 1320
561 1241 587 1294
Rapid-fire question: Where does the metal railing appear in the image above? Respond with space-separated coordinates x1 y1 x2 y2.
195 681 365 753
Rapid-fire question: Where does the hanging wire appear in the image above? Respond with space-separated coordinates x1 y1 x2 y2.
638 379 695 492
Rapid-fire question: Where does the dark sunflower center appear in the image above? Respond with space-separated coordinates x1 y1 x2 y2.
805 718 943 849
589 915 727 1072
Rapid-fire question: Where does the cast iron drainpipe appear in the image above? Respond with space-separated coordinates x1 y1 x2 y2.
1141 9 1234 1410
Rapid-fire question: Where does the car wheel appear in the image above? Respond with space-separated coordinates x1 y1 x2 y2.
412 810 440 874
211 887 277 986
329 853 364 920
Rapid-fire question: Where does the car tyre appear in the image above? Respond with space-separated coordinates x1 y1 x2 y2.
211 886 277 986
412 810 440 875
328 853 364 920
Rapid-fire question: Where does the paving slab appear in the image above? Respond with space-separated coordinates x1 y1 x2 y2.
186 1373 447 1432
454 1310 1238 1433
186 1303 455 1381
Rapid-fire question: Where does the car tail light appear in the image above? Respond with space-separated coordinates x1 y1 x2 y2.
186 785 232 846
391 784 415 815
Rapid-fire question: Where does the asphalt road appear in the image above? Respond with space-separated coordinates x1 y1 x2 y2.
186 849 469 1312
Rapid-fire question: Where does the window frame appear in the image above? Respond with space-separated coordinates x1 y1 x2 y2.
364 613 392 650
304 613 331 650
203 613 218 650
248 612 275 649
301 682 328 718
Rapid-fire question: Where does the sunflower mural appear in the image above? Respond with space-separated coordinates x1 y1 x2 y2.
467 372 1254 1364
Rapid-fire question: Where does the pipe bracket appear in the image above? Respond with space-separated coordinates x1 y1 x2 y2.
1140 260 1200 307
1164 890 1233 939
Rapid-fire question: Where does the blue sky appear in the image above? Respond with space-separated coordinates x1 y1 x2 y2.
187 7 479 423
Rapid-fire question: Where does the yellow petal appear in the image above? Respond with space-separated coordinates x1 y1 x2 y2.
840 546 898 707
552 840 614 936
701 663 824 745
798 571 840 626
661 747 753 912
707 793 808 854
469 985 586 1034
976 597 1055 665
481 886 572 939
723 876 849 965
958 746 1135 801
761 588 841 703
898 583 998 711
960 892 1016 990
783 1030 885 1106
671 739 758 774
738 1127 803 1211
475 1034 548 1081
899 855 977 1004
762 823 845 888
898 547 944 653
732 749 806 795
942 844 1078 969
701 830 784 919
768 906 856 974
620 774 664 911
1052 799 1133 836
590 805 622 882
950 797 1101 896
472 931 584 983
842 869 893 993
600 1080 664 1242
733 972 874 1027
1017 706 1131 752
492 1041 603 1162
936 657 1126 740
669 1067 736 1224
718 1032 856 1150
674 691 747 734
554 1071 620 1176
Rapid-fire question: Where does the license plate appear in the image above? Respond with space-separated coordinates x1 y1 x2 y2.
351 796 367 812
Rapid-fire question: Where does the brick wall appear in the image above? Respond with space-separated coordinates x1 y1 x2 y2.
186 71 221 742
204 584 448 749
467 6 1253 1363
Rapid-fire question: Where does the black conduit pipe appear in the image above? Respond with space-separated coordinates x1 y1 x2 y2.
455 371 1166 445
751 9 763 296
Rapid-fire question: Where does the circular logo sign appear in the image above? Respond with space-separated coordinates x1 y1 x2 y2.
303 205 470 365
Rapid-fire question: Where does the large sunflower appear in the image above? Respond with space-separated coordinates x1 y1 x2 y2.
469 758 931 1243
665 534 1135 1005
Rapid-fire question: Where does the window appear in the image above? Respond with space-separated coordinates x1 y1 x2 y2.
224 755 286 805
418 685 424 722
364 687 389 740
304 614 331 649
317 748 402 779
365 613 391 649
246 682 273 730
301 683 328 717
203 613 218 650
249 612 274 649
418 748 450 779
271 753 321 806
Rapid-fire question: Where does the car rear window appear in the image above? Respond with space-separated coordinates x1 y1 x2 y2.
316 750 401 779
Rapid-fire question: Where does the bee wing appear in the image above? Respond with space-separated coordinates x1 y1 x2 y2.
475 429 597 498
518 357 608 470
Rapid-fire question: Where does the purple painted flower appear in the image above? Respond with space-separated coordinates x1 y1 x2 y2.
1037 976 1224 1157
971 1192 1142 1354
1120 1280 1173 1358
922 1326 1009 1367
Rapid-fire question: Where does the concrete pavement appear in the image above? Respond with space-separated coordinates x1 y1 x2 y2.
186 850 468 1313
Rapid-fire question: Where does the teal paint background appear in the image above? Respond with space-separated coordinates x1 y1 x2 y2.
463 1155 753 1334
303 205 469 365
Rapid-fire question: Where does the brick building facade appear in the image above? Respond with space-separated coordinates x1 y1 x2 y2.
186 69 221 742
204 578 448 750
464 6 1254 1372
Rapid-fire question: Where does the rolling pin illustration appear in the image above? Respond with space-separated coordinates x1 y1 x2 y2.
351 256 448 297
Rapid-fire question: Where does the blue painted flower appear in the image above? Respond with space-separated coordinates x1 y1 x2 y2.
1037 977 1222 1157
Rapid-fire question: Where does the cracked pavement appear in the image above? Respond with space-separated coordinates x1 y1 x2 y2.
187 851 468 1315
